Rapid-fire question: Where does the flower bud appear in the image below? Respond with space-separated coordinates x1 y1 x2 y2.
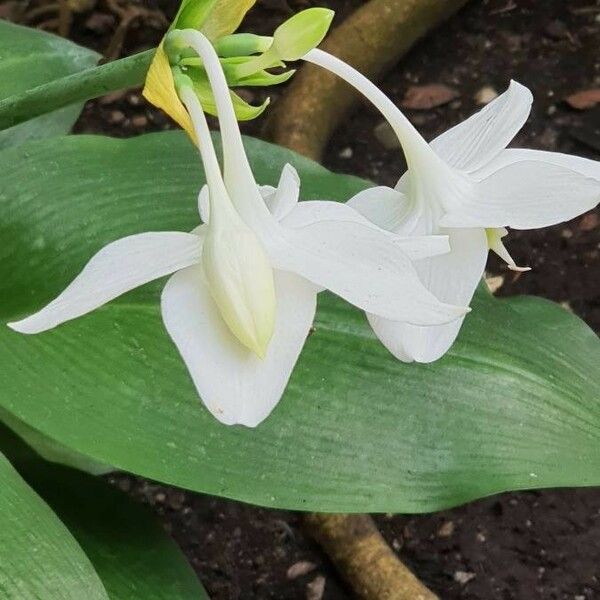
272 7 334 61
202 213 276 358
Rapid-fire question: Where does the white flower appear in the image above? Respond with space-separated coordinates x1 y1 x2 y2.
304 48 600 363
9 32 467 427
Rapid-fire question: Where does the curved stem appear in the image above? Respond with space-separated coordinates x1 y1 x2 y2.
180 86 233 227
174 29 274 230
302 48 444 171
176 32 257 188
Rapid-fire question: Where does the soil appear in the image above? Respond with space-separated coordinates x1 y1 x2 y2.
7 0 600 598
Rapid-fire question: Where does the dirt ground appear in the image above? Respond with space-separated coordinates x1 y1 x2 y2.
7 0 600 597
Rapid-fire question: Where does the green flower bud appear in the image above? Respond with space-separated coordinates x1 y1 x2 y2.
271 7 334 61
214 33 273 58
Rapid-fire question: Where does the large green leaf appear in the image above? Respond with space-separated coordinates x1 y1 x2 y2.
0 132 599 512
0 450 109 600
0 423 208 600
0 20 99 148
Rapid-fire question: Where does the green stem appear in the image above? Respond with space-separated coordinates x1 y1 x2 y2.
0 49 155 131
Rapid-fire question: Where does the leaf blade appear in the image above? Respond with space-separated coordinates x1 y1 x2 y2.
0 132 599 512
0 450 109 600
0 20 99 148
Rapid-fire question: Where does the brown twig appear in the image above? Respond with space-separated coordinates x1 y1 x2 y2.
264 0 471 161
103 0 167 60
305 514 438 600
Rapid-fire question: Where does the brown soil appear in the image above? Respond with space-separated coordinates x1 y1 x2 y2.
9 0 600 597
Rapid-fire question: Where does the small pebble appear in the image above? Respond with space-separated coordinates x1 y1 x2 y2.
485 275 504 294
108 110 125 124
454 571 476 585
132 115 148 128
562 228 573 239
306 575 326 600
437 521 455 537
287 561 317 580
475 86 498 105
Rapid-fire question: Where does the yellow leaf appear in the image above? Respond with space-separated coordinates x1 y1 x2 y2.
201 0 257 40
142 43 197 144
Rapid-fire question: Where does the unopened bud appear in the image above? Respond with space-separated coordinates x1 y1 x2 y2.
272 7 334 61
202 212 276 358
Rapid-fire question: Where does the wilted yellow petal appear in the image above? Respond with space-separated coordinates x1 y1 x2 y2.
142 43 197 144
201 0 257 40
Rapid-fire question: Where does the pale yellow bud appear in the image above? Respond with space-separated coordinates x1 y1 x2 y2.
202 215 276 358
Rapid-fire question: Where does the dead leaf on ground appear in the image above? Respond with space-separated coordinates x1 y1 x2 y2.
401 84 459 110
565 89 600 110
578 213 599 232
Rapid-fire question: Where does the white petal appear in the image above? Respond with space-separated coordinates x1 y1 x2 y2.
198 185 210 223
440 160 600 229
473 148 600 181
270 218 468 326
161 266 317 427
9 232 203 334
282 199 450 260
263 164 300 221
487 227 531 272
368 228 488 362
346 185 409 230
430 81 533 172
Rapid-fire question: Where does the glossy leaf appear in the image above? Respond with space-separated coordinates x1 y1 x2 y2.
0 20 99 148
1 132 599 512
0 450 109 600
0 423 208 600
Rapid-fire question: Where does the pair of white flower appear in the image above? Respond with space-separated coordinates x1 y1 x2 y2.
10 31 600 427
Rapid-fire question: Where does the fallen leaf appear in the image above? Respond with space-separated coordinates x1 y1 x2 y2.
578 213 599 232
401 84 459 110
565 89 600 110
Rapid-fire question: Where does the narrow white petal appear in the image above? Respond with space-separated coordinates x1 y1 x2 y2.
368 228 488 362
271 218 468 326
265 164 300 221
473 148 600 181
161 266 317 427
440 160 600 229
282 199 450 260
487 227 531 272
9 232 203 334
430 81 533 172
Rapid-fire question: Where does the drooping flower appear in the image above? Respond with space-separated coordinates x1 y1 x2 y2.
9 31 467 427
303 48 600 363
